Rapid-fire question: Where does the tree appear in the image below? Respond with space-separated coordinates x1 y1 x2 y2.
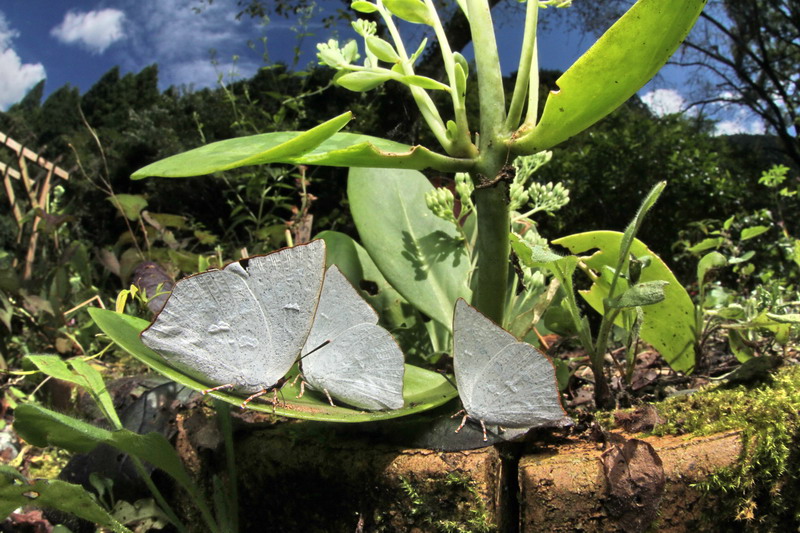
566 0 800 169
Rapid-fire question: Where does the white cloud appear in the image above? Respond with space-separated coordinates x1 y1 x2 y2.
116 0 260 89
51 9 126 54
0 12 46 111
641 88 685 117
714 115 766 136
165 58 260 90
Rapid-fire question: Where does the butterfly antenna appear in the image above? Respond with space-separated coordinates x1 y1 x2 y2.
437 370 458 389
297 339 331 361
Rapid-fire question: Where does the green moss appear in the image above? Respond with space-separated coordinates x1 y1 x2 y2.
651 364 800 529
396 473 494 533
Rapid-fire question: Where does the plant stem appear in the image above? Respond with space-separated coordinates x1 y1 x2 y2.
467 0 506 151
215 400 239 533
505 0 539 131
472 181 509 324
131 457 191 533
377 1 451 151
424 0 476 157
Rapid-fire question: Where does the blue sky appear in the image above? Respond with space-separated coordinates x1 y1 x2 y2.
0 0 764 135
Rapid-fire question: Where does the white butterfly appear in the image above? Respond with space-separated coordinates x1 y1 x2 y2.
452 298 567 440
141 240 405 410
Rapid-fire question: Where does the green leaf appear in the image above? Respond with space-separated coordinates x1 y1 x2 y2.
765 313 800 324
687 237 724 254
510 234 594 351
351 0 378 13
729 250 755 264
454 62 467 99
401 75 450 91
135 130 471 177
88 308 457 422
107 194 148 221
336 70 394 91
727 329 754 363
382 0 432 24
0 467 132 532
146 213 187 229
13 403 210 528
348 167 472 328
697 251 728 286
514 0 706 152
509 236 563 264
366 36 400 63
740 225 770 241
24 355 122 429
132 112 353 179
554 231 696 373
14 405 187 484
607 280 668 309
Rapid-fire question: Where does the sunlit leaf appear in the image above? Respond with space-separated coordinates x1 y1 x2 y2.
514 0 706 152
348 167 472 328
554 231 696 373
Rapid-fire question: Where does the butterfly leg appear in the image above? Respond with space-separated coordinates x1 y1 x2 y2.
454 410 469 433
202 383 234 395
323 388 335 407
480 420 488 442
241 389 270 409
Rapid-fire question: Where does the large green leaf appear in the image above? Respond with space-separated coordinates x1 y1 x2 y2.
23 355 122 428
132 112 353 178
88 308 456 422
12 403 213 530
317 230 415 331
0 466 132 532
132 118 473 179
13 405 194 488
348 167 472 329
554 231 696 373
513 0 706 152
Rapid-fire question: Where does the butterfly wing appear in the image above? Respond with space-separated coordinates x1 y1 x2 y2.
453 298 565 428
453 298 513 414
467 342 566 427
238 240 326 380
141 267 275 392
141 240 326 393
301 266 405 410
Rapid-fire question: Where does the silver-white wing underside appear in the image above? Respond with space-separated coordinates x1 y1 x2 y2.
141 240 326 393
453 299 565 428
302 266 405 410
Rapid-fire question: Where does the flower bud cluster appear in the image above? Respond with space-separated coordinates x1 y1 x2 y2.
528 181 570 214
425 187 457 225
454 172 475 216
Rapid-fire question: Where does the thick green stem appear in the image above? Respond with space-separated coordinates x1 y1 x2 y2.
467 0 506 150
472 182 509 324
